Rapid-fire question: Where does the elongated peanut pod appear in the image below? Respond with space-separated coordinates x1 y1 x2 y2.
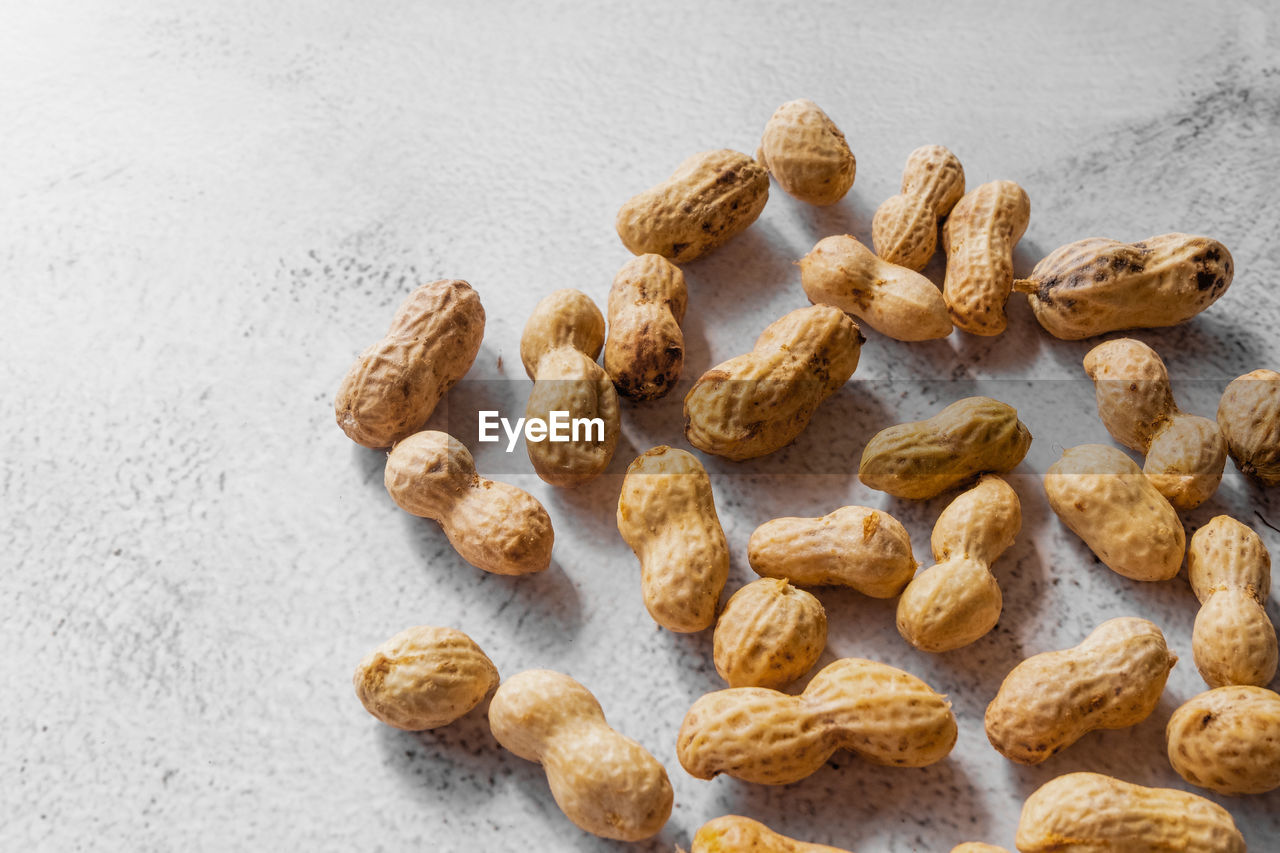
872 145 965 271
941 180 1030 336
603 254 687 401
692 815 852 852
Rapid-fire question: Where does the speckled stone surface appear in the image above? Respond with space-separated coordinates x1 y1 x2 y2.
4 2 1279 850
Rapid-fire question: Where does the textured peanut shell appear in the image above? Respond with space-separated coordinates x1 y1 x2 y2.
985 617 1176 765
942 180 1030 336
757 99 856 206
1167 685 1280 795
1188 515 1277 687
335 279 485 448
617 446 730 633
488 670 673 841
616 149 769 263
799 234 952 341
713 578 827 688
872 145 965 271
1218 368 1280 485
1014 233 1233 340
1016 771 1245 852
1084 338 1226 509
520 289 619 487
692 815 851 853
858 397 1032 499
353 626 498 730
1044 444 1184 580
897 475 1022 652
677 657 956 784
384 430 553 575
685 305 863 460
748 505 916 597
603 254 688 401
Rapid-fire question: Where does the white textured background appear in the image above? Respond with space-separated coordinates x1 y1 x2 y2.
3 1 1279 850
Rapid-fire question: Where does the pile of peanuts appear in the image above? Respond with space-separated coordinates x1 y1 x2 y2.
335 99 1280 850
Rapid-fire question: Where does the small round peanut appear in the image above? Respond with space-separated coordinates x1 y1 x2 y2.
1218 368 1280 485
384 430 553 575
353 626 498 730
1016 772 1245 852
748 505 917 597
985 617 1177 765
677 657 956 785
603 254 687 401
488 670 673 841
1187 515 1277 687
713 578 827 689
1084 338 1226 509
1167 685 1280 795
757 99 856 206
692 816 851 853
520 289 620 487
897 475 1022 652
872 145 965 271
941 180 1030 336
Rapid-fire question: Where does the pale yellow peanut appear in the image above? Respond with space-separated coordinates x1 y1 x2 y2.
1084 339 1226 509
1043 444 1185 581
353 626 497 730
692 815 851 853
1167 685 1280 795
951 845 1009 853
384 430 553 575
713 578 826 689
520 289 619 487
799 234 952 341
757 99 856 206
603 254 687 401
335 279 484 448
1016 771 1245 852
685 305 863 460
859 397 1031 500
617 446 729 633
1187 515 1277 687
748 505 916 597
1218 368 1280 485
1014 233 1233 340
985 617 1176 765
488 670 672 841
942 180 1030 336
677 658 956 785
616 149 769 263
872 145 965 271
897 475 1021 652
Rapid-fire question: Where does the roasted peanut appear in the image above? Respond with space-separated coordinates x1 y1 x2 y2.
616 446 729 633
603 254 687 401
685 305 863 460
799 234 952 341
872 145 965 271
1016 771 1245 852
1218 368 1280 485
1167 685 1280 795
1084 338 1226 509
677 658 956 785
1043 444 1185 581
616 149 769 263
897 475 1021 652
692 816 850 853
950 846 1008 853
335 279 484 448
985 617 1176 765
748 505 916 597
757 99 856 206
713 578 827 688
488 670 672 841
942 180 1030 336
858 397 1031 500
353 626 497 731
1013 233 1234 340
384 430 553 575
520 289 619 486
1187 515 1277 687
